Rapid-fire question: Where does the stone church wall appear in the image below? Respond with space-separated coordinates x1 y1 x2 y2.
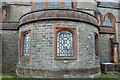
1 30 18 72
77 0 97 10
9 5 31 22
2 2 31 22
98 7 120 61
17 20 100 78
99 34 114 63
0 34 2 73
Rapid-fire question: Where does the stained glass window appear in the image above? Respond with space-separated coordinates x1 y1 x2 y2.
64 0 72 8
49 0 60 8
35 0 73 9
57 31 73 57
36 0 44 10
23 33 31 56
106 17 112 26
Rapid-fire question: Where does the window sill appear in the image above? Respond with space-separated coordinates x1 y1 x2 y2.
54 56 77 60
95 56 99 59
20 56 30 58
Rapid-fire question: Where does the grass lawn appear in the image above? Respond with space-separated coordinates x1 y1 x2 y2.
98 74 119 78
1 73 23 80
2 73 17 78
1 73 120 80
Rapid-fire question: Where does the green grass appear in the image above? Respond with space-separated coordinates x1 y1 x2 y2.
1 72 120 80
2 73 17 78
98 74 119 78
1 73 23 80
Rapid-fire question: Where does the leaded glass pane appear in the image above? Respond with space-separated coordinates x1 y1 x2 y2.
36 0 44 10
64 0 72 8
106 17 112 26
23 33 31 56
49 0 59 8
57 31 73 57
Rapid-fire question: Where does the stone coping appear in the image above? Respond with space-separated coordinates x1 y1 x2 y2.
19 9 99 29
99 26 115 34
0 22 19 30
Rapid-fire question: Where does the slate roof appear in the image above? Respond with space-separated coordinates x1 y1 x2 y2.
97 2 120 9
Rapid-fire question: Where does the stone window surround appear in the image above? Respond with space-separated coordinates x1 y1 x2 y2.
31 0 77 11
104 13 116 38
20 29 31 57
94 32 99 59
54 26 77 60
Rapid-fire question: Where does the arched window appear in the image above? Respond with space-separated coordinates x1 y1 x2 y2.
57 31 73 57
54 26 77 60
105 13 116 27
32 0 77 11
20 31 31 56
104 13 116 38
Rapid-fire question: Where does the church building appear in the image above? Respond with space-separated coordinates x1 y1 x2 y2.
1 0 120 78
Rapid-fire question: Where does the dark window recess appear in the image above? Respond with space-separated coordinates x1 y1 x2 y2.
95 34 99 57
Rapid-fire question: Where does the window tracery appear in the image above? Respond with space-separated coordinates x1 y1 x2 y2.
57 31 73 57
54 26 77 60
